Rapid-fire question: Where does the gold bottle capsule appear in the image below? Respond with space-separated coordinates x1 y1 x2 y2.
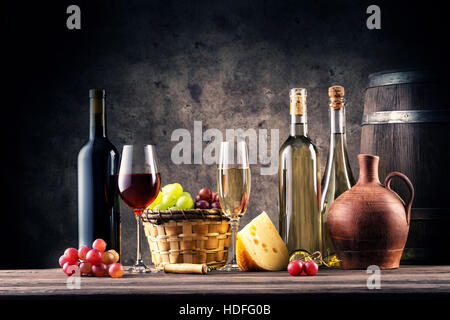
289 88 307 115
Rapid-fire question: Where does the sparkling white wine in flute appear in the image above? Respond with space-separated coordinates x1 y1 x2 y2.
217 141 251 271
217 168 251 220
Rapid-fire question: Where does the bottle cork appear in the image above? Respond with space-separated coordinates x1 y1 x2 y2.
163 263 208 275
328 86 345 109
290 88 307 115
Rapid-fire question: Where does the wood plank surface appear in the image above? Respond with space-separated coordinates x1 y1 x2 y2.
0 266 449 299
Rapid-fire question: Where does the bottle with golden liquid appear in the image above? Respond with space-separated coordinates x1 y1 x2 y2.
279 88 321 255
321 86 355 265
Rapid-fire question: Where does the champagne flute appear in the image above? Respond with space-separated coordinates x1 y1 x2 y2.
118 145 161 273
217 140 251 271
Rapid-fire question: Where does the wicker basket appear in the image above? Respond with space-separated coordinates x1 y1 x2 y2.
141 209 231 268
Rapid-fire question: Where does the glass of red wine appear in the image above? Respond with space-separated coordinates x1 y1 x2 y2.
118 145 161 273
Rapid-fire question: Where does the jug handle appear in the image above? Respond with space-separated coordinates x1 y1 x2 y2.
384 171 415 226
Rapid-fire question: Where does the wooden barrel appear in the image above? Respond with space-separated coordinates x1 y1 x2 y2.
360 69 450 264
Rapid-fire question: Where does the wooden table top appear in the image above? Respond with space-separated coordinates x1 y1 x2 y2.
1 265 449 300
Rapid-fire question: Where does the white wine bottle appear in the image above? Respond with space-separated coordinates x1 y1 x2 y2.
279 88 321 255
321 86 355 264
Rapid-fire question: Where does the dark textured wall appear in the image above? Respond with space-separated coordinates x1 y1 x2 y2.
2 0 448 268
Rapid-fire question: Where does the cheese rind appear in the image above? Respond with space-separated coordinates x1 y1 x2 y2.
236 212 289 271
236 233 261 271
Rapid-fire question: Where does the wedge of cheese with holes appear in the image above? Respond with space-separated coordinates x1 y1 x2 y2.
236 211 288 271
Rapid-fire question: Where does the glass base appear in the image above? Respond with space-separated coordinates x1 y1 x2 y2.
217 263 242 272
127 265 149 273
127 260 159 273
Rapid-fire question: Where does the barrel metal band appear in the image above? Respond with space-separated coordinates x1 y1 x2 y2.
361 109 450 125
367 70 445 88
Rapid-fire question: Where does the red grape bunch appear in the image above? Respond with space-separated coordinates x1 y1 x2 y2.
287 259 319 276
195 187 221 210
59 239 124 278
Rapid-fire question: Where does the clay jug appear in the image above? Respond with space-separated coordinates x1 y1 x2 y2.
327 154 414 269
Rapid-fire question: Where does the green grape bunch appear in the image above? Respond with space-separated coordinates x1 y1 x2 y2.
147 183 194 210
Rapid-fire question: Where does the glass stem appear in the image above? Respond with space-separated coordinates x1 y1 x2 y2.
228 218 239 265
135 212 143 265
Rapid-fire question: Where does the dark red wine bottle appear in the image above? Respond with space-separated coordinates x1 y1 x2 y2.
78 89 121 257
